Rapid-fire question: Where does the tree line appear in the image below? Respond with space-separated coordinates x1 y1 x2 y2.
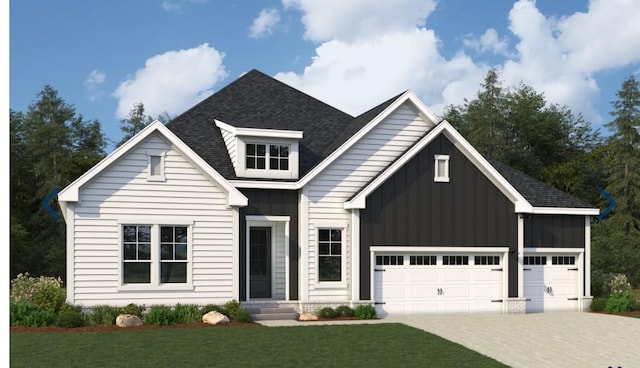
10 72 640 292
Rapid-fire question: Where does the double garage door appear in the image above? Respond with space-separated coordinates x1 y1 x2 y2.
374 253 504 316
374 252 581 316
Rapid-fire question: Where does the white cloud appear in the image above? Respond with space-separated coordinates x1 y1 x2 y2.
162 0 209 14
249 8 281 39
282 0 437 42
277 0 640 126
84 69 106 101
113 43 227 119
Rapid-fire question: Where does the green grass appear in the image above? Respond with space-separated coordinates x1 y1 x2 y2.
10 323 507 368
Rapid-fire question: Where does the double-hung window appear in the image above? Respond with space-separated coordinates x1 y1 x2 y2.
318 228 342 282
121 223 191 287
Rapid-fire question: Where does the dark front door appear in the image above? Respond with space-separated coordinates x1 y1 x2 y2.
249 227 271 298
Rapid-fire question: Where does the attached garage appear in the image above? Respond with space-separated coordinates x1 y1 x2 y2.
523 250 583 312
372 248 508 317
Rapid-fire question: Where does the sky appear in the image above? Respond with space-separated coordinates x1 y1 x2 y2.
9 0 640 153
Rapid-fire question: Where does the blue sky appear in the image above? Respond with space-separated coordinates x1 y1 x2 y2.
9 0 640 152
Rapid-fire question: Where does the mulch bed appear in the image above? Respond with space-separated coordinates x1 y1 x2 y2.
10 321 259 333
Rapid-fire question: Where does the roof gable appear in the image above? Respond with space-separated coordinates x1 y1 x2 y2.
345 121 599 215
58 121 248 209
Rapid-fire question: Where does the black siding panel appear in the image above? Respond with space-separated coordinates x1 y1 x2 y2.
239 189 299 301
359 134 518 299
524 215 586 248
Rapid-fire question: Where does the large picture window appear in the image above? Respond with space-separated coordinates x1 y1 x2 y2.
318 228 342 282
121 224 190 285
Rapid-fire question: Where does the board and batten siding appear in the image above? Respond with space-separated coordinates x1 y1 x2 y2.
524 215 586 248
71 132 236 307
304 103 434 302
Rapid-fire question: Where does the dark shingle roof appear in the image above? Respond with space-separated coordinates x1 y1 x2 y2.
488 159 595 208
166 69 355 179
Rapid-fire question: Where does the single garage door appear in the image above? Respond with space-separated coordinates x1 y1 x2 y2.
374 254 504 316
523 255 579 312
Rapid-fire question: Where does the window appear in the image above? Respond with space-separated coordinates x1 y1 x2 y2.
147 152 165 181
410 255 436 265
376 255 404 266
474 256 500 265
123 225 151 283
524 256 547 265
246 143 290 171
160 226 188 283
121 224 190 286
552 256 575 265
318 228 342 282
442 255 468 265
434 155 450 182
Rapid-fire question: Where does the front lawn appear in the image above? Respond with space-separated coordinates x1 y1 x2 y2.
11 323 507 367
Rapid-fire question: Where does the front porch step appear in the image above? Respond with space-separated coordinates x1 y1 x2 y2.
246 307 299 321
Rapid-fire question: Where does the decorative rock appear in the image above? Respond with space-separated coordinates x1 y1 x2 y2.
298 312 318 321
116 314 143 327
202 311 230 325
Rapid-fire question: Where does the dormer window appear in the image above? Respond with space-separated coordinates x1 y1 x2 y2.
215 119 302 180
245 144 290 171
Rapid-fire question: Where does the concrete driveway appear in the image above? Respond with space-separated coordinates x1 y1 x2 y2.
384 312 640 368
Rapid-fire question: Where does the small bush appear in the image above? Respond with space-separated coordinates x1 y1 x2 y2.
233 309 253 323
224 299 242 320
200 304 225 316
11 301 38 326
144 305 176 326
605 292 633 313
88 305 121 326
56 307 87 328
354 304 377 319
120 303 146 318
335 305 354 317
10 273 66 313
589 297 607 312
174 304 202 323
318 307 337 319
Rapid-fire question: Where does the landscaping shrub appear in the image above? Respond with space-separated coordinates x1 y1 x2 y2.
200 304 225 316
605 292 633 313
335 305 354 317
233 309 253 323
318 307 337 319
10 301 57 327
144 305 176 326
55 305 87 328
224 299 242 320
173 304 202 323
589 297 607 312
120 303 146 318
88 305 121 326
354 304 377 319
10 273 66 313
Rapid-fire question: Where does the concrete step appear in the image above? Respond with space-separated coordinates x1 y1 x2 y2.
246 307 299 321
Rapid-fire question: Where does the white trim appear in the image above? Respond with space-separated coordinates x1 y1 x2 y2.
584 216 591 297
65 203 75 304
230 180 297 189
351 209 360 303
517 215 524 298
523 248 585 254
236 137 300 179
58 120 248 208
232 208 240 301
314 223 349 288
246 215 291 222
526 207 600 216
434 154 450 183
298 91 439 188
371 246 509 253
215 119 303 139
146 151 166 182
284 219 290 301
299 188 310 302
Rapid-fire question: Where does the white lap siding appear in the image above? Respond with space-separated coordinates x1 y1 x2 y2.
71 133 235 307
305 103 433 301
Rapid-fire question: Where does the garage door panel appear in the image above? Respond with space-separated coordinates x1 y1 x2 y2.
524 255 579 313
409 286 439 298
441 269 470 282
406 269 438 282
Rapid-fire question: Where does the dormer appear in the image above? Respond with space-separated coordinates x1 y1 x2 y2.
215 119 302 180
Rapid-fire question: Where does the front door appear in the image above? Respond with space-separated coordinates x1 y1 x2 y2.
249 227 271 298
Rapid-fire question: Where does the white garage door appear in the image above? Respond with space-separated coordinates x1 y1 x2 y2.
523 255 579 312
374 254 504 316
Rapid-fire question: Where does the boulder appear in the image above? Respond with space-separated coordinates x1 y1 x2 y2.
298 312 318 321
116 314 143 327
202 311 230 325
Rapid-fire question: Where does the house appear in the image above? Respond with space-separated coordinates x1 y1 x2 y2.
58 69 599 316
